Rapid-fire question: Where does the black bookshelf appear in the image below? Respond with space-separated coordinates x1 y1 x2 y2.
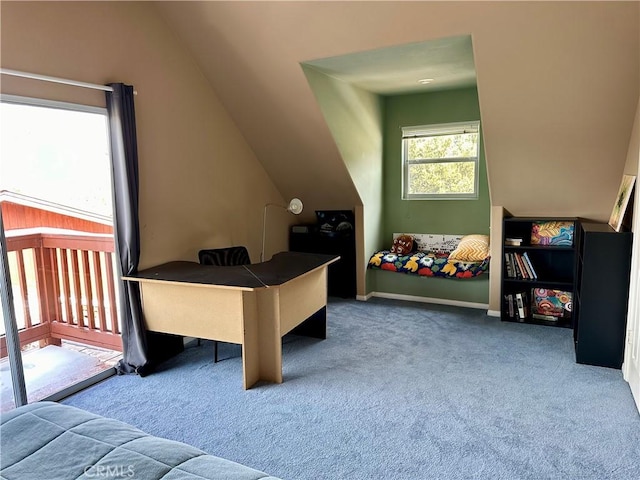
501 216 578 328
573 222 632 368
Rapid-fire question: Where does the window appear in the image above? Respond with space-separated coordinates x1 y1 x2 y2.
402 121 480 200
1 95 112 216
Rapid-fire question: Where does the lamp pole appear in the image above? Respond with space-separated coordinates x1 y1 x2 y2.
261 198 303 262
261 203 276 262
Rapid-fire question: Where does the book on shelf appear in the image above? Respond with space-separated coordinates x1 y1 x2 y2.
505 237 523 246
504 252 540 281
504 290 531 321
504 293 515 319
509 252 521 279
522 252 538 279
515 292 528 319
504 252 535 280
515 253 531 280
504 253 514 278
532 313 558 322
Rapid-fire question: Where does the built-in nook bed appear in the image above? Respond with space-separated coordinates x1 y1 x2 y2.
368 233 490 279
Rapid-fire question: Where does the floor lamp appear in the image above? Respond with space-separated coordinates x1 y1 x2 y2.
261 198 303 262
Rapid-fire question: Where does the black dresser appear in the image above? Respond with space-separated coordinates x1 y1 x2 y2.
289 225 356 298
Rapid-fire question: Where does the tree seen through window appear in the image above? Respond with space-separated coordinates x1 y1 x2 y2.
402 123 479 199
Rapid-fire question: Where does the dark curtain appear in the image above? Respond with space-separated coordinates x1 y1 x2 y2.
106 83 182 376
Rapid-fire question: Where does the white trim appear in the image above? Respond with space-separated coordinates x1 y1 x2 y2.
366 291 489 310
402 121 479 138
1 93 107 115
487 309 501 317
401 120 481 201
356 293 373 301
0 190 112 226
4 227 112 240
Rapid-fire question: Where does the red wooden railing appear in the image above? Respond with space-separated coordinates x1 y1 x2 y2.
0 229 122 357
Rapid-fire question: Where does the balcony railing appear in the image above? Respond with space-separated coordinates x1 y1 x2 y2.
1 228 122 357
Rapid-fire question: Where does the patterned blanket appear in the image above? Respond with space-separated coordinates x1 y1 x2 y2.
368 250 489 279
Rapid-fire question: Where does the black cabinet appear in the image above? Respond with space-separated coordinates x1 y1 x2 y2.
290 227 356 298
573 222 632 369
501 217 578 328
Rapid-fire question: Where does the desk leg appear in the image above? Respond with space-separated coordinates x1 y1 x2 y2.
255 288 283 384
241 292 260 390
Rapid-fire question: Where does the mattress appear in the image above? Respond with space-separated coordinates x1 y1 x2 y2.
0 402 281 480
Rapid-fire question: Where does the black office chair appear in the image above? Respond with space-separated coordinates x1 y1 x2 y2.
198 246 251 267
197 246 251 362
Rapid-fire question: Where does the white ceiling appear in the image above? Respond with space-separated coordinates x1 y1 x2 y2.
302 35 477 95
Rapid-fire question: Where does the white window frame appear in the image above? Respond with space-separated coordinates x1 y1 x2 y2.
1 93 106 115
401 121 480 200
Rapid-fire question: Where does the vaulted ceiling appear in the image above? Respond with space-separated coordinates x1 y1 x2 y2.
155 1 639 221
302 35 477 96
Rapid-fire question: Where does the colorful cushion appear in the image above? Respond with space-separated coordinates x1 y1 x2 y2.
531 288 572 318
448 234 490 262
530 221 574 246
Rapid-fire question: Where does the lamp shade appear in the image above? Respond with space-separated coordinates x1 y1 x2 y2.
287 198 303 215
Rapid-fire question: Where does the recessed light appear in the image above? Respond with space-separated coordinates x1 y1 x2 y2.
418 78 434 84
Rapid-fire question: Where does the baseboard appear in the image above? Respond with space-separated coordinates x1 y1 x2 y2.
366 291 489 310
486 310 501 318
356 293 373 301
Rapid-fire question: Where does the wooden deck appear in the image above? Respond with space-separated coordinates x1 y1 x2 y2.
1 196 123 412
0 340 121 412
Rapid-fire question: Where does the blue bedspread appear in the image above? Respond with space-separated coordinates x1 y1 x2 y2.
1 402 281 480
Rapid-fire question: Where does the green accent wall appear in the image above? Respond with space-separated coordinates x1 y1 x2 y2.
372 272 489 304
302 64 385 297
370 87 490 303
383 87 490 237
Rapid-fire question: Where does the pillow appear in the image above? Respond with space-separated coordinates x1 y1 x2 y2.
448 234 490 262
390 234 415 255
531 221 574 246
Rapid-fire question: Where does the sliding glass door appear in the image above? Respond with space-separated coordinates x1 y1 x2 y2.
0 96 121 411
1 212 27 410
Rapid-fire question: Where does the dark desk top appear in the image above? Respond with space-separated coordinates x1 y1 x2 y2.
126 251 339 289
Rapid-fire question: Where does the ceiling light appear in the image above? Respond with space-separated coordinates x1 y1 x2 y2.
418 78 434 84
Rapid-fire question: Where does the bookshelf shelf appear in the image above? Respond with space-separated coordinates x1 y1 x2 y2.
504 245 573 252
503 278 573 288
501 216 578 328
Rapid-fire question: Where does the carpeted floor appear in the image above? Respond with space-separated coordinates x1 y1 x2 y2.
64 298 640 479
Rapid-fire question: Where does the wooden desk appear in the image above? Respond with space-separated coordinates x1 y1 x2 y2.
125 252 338 389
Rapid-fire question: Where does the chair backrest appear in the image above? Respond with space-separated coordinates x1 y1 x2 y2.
198 246 251 266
